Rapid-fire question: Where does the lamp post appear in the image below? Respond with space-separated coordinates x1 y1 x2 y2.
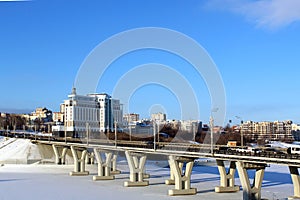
193 122 196 142
210 108 218 155
35 125 37 141
153 121 156 150
86 122 90 146
129 116 132 141
210 116 214 155
235 116 243 147
6 125 9 137
157 121 160 144
114 121 117 148
64 121 67 143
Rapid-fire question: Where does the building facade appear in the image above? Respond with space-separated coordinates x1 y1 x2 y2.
123 113 140 124
30 107 52 122
151 112 166 122
52 88 123 137
53 112 64 122
240 120 293 141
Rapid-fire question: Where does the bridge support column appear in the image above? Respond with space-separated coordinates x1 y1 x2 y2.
85 152 95 165
69 146 89 176
215 160 240 193
52 144 68 165
236 161 266 200
168 155 197 196
110 154 121 175
165 160 183 185
124 151 149 187
93 148 114 180
288 166 300 200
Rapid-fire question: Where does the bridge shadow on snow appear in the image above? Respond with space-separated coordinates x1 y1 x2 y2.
0 178 26 182
114 164 292 188
192 165 292 188
197 189 215 194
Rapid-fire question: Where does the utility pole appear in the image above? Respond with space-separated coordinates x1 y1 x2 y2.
114 121 117 148
48 123 50 141
22 125 25 138
235 116 243 147
129 116 132 141
193 122 196 142
153 121 156 150
86 122 89 146
35 125 37 141
210 116 214 155
157 121 160 144
6 125 8 137
64 121 67 143
210 108 218 155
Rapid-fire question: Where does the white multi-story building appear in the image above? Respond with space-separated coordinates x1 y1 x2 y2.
151 112 166 122
240 120 293 141
123 113 140 125
53 88 123 137
179 120 201 132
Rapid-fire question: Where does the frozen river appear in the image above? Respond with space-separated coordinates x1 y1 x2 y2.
0 136 296 200
0 162 294 200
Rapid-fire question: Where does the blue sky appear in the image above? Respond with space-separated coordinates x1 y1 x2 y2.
0 0 300 125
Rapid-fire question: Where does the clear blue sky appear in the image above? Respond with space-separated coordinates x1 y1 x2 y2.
0 0 300 125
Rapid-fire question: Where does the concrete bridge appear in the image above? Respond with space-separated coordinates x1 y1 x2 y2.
29 139 300 200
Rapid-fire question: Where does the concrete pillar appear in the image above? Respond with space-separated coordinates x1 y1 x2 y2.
110 153 121 175
215 160 240 193
52 144 68 165
93 148 114 180
168 155 197 196
69 146 89 176
85 152 95 165
236 161 265 200
165 160 183 185
124 151 149 187
288 166 300 200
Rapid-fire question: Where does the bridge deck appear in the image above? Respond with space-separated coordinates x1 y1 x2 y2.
36 140 300 167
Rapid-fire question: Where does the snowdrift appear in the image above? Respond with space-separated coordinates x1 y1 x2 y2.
0 137 73 164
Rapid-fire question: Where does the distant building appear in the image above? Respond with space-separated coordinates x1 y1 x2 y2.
52 88 123 137
112 99 123 125
240 120 293 141
179 120 202 133
292 124 300 141
151 112 166 122
53 112 64 122
292 124 300 132
123 113 140 124
0 113 7 118
30 107 52 122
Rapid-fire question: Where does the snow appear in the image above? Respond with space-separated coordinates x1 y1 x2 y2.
0 137 296 199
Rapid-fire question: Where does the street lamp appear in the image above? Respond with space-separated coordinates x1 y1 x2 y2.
235 116 243 147
210 108 218 155
129 116 132 141
114 121 117 148
86 122 90 146
153 121 156 150
64 121 67 143
193 122 196 142
157 121 160 144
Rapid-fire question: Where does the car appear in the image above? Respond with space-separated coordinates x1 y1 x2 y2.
236 146 262 154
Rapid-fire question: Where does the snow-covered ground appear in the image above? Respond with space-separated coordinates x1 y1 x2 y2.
0 137 296 200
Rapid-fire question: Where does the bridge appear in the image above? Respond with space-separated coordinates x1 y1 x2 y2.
16 137 298 200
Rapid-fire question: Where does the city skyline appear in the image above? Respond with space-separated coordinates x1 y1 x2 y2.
1 1 300 125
